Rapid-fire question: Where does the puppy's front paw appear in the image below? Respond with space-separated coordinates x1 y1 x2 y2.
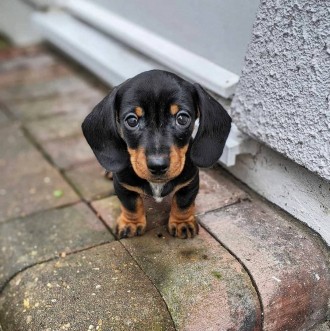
116 214 146 239
168 216 199 239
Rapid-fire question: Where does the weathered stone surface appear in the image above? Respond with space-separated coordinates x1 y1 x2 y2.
122 226 262 330
0 203 114 289
65 162 114 200
25 112 84 142
0 242 175 331
0 59 71 90
0 109 11 126
91 196 121 233
0 125 79 222
5 88 103 121
196 167 248 215
0 50 55 74
91 195 172 234
0 75 91 102
311 322 330 331
0 45 45 62
200 200 330 331
42 135 95 170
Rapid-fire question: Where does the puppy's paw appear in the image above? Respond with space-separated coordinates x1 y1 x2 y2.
116 214 146 239
168 216 199 239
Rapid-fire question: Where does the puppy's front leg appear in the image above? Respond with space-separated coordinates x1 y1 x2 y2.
168 173 199 239
114 180 146 239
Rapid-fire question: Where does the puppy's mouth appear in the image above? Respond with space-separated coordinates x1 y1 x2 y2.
148 174 168 183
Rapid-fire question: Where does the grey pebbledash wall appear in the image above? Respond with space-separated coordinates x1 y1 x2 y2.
231 0 330 181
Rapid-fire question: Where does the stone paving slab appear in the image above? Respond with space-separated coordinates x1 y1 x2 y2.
197 167 248 214
0 202 114 290
0 50 56 74
200 199 330 331
5 88 103 121
122 226 262 330
65 162 115 201
0 75 92 102
312 322 330 331
0 45 39 61
42 135 95 170
25 112 83 142
0 125 79 222
0 59 72 90
0 242 175 331
0 109 11 126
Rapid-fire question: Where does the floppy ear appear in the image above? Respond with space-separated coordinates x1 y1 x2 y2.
191 83 232 167
82 87 129 172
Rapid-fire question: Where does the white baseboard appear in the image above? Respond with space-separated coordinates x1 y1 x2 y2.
33 12 167 87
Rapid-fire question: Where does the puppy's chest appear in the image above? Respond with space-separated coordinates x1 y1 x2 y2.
149 183 166 203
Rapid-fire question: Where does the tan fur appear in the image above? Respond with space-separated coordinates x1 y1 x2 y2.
167 145 189 179
127 147 150 180
170 104 179 115
168 197 198 239
135 106 143 117
116 196 146 237
121 183 145 195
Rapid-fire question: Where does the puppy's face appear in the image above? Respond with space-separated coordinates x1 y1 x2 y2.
116 72 196 182
82 70 231 178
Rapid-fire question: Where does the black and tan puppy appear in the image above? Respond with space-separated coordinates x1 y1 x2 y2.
82 70 231 239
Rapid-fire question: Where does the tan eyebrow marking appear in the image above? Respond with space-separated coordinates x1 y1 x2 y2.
170 104 179 115
135 107 143 117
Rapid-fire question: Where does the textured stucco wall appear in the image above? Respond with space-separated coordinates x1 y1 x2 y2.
231 0 330 181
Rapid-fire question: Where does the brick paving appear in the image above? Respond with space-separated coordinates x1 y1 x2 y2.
0 45 329 331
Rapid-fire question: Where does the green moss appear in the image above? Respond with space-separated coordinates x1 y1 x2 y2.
53 190 64 198
211 271 222 280
0 34 10 50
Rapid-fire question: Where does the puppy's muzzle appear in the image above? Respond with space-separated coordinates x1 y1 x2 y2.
147 155 169 176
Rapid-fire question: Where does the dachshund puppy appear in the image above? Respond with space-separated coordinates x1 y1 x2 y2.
82 70 231 239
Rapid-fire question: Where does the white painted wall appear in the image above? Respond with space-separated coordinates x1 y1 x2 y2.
92 0 260 76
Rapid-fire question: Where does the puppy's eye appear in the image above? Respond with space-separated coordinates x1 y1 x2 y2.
125 114 139 129
176 112 191 128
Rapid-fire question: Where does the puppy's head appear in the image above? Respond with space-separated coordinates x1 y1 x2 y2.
82 70 231 182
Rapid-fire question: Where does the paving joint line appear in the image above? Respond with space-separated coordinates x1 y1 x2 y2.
196 197 250 218
87 200 117 238
0 200 82 226
117 238 178 330
199 220 265 329
0 240 114 294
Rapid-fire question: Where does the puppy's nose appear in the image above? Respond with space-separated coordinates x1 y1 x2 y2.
147 156 169 175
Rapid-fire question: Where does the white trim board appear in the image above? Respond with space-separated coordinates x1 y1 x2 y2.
33 12 167 87
55 0 239 99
